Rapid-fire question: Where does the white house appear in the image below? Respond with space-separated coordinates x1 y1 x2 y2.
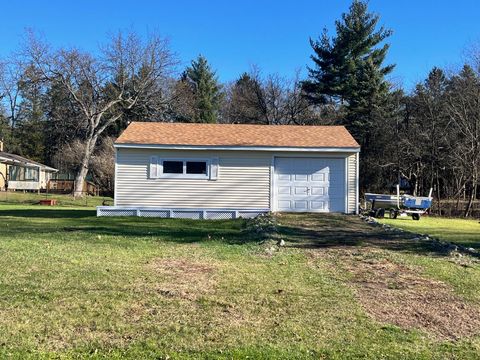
97 122 360 219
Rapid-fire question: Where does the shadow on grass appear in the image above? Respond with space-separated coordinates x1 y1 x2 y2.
2 208 469 254
0 208 96 218
0 207 253 245
277 213 455 257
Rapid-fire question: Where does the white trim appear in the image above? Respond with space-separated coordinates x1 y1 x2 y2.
151 157 211 180
97 206 269 219
114 143 360 153
344 157 348 214
210 156 219 180
270 155 275 212
114 148 118 206
160 158 210 179
355 152 360 215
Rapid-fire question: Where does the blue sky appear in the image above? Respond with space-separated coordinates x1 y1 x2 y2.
1 0 479 90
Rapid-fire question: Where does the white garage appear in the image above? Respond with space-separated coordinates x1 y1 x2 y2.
274 157 346 212
98 122 360 218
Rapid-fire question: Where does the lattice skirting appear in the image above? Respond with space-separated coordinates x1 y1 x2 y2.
96 206 268 219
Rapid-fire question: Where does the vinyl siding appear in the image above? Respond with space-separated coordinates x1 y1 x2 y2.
115 148 359 212
115 148 272 209
347 153 358 214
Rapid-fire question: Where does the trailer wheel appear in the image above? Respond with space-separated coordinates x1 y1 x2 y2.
412 213 420 221
389 209 398 219
375 208 385 218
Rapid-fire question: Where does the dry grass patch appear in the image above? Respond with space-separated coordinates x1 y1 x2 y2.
146 258 218 301
326 249 480 341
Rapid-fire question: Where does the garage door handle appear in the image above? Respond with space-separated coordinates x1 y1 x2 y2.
306 188 310 194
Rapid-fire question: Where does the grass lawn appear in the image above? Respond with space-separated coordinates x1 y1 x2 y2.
0 205 479 359
0 191 111 207
378 216 480 250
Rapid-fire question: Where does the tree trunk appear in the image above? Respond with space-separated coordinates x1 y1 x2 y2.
464 173 476 218
464 183 475 217
73 136 97 198
436 170 442 216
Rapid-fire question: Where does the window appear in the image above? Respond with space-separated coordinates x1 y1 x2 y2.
186 161 207 175
150 156 218 180
163 161 183 174
156 159 211 179
9 166 39 181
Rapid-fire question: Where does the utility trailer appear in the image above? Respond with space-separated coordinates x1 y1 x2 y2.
365 186 433 220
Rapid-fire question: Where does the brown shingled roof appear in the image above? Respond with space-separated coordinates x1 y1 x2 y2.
115 122 360 148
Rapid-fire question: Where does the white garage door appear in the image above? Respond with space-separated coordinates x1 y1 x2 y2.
274 157 345 212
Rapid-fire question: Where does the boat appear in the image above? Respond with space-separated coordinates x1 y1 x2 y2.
364 187 433 220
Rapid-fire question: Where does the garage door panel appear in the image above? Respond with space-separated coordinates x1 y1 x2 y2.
294 174 308 181
278 200 291 209
294 186 308 195
278 186 291 195
311 200 325 210
275 157 345 213
311 186 325 195
294 200 308 210
277 174 291 181
311 173 326 181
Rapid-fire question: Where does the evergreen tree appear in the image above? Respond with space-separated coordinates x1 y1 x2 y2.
226 72 264 123
43 79 86 164
302 1 394 131
184 55 222 123
302 0 396 189
12 66 46 162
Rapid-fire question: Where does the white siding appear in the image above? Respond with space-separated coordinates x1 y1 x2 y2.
8 180 40 191
115 148 359 213
347 154 358 214
115 149 271 209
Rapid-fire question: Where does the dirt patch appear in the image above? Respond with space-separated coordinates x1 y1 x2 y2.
331 249 480 341
146 258 218 301
280 213 480 341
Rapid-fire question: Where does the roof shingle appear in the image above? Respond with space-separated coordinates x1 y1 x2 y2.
116 122 360 148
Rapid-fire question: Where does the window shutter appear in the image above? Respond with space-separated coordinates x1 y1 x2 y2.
210 157 219 180
149 156 158 178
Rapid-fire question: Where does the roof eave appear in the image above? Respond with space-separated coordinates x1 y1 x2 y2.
114 143 360 153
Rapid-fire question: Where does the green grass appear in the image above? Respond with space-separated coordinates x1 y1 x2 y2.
0 206 479 359
0 191 111 207
378 216 480 249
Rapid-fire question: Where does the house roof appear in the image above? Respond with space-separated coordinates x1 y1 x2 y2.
0 151 57 172
115 122 360 149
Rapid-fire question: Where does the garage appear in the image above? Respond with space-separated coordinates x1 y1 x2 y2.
274 157 346 212
105 122 359 218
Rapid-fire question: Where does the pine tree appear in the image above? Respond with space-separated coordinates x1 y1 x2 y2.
13 66 47 162
226 72 264 123
302 0 396 190
302 0 394 140
185 55 222 123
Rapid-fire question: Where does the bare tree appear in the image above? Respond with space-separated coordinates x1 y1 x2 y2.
445 65 480 217
26 30 177 197
223 67 319 125
0 58 25 131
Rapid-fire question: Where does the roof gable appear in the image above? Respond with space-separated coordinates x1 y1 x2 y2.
115 122 360 149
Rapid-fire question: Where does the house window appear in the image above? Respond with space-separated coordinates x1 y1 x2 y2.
186 161 207 175
150 156 218 180
163 161 183 174
159 159 210 179
9 166 39 181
